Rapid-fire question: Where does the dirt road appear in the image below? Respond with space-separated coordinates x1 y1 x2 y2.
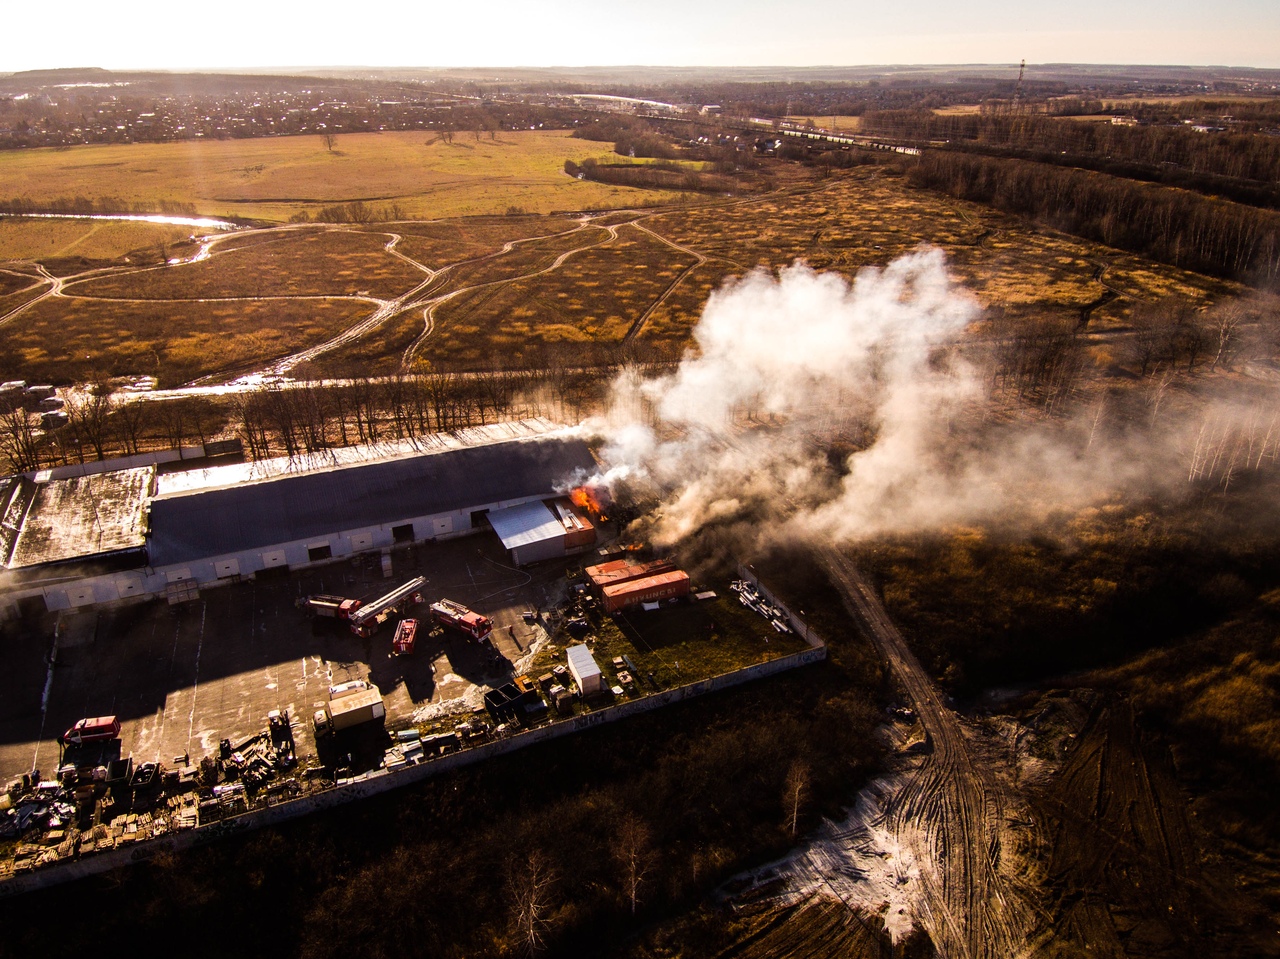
819 546 1041 958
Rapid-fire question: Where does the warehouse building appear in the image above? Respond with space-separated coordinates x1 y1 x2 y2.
0 419 596 617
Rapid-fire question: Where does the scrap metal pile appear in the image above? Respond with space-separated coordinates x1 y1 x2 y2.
730 580 793 634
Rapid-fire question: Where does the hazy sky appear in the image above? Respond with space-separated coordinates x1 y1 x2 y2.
6 0 1280 72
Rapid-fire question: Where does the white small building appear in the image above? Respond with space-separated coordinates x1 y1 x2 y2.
566 644 603 695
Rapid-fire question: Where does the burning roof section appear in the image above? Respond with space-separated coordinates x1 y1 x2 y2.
5 467 154 569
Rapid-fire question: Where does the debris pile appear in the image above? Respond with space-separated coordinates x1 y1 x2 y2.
731 580 793 633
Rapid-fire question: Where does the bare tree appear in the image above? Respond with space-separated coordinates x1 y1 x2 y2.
613 813 653 917
111 397 150 455
507 849 557 957
1208 301 1247 370
783 760 810 838
1128 302 1181 376
322 132 337 153
0 407 43 472
157 397 192 449
64 388 115 461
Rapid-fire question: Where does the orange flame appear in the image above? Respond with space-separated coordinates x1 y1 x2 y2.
570 486 609 522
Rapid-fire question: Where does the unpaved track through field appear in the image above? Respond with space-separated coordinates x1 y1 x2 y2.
819 546 1041 958
399 215 614 366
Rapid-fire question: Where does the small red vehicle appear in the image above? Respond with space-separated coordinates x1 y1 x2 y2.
393 618 418 655
59 716 122 746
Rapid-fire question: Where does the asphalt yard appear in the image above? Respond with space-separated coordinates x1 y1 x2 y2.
0 533 566 785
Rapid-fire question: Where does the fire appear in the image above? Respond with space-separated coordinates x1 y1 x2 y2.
570 485 610 522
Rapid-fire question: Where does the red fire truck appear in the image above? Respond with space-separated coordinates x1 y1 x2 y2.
429 599 494 643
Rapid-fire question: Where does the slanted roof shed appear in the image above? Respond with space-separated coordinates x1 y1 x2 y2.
487 500 562 550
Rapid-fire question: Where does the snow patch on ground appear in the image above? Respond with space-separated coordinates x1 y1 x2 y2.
728 741 927 946
512 634 550 675
411 683 487 724
775 773 922 944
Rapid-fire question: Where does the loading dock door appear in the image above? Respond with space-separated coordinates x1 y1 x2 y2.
349 531 374 552
215 558 241 579
261 549 287 568
432 516 454 536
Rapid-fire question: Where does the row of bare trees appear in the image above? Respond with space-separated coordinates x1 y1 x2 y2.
865 109 1280 193
505 766 809 956
0 360 642 473
985 295 1276 413
909 151 1280 284
233 370 533 459
0 390 224 473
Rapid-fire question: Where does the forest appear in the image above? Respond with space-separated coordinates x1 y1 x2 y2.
908 151 1280 283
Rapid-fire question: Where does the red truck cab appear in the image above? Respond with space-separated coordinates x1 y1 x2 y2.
59 716 122 746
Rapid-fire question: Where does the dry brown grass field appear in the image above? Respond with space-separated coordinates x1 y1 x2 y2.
0 295 370 386
380 215 582 268
0 162 1241 387
0 131 681 225
71 229 424 300
0 269 38 297
787 114 866 131
0 217 196 262
429 223 696 363
430 223 612 292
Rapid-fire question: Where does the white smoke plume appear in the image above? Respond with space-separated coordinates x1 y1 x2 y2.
582 248 1279 554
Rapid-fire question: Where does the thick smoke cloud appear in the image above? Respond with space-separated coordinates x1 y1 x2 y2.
582 248 1276 555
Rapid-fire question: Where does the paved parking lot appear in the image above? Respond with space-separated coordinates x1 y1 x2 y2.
0 533 568 784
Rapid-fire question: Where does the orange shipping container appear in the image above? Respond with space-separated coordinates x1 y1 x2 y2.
587 558 677 592
601 570 691 612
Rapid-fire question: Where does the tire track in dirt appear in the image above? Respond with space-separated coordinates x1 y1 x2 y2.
808 546 1041 958
624 220 707 341
1031 696 1223 957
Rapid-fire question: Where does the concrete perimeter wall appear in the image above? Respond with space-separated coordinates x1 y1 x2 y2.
0 574 826 898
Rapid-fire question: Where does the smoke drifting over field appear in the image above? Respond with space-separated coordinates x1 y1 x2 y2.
583 248 1279 553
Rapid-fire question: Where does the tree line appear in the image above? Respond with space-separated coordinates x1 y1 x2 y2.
0 195 200 217
563 158 743 194
908 151 1280 285
288 199 408 224
0 357 681 473
863 110 1280 208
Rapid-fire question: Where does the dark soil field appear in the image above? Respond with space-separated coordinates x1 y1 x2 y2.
1026 695 1233 957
